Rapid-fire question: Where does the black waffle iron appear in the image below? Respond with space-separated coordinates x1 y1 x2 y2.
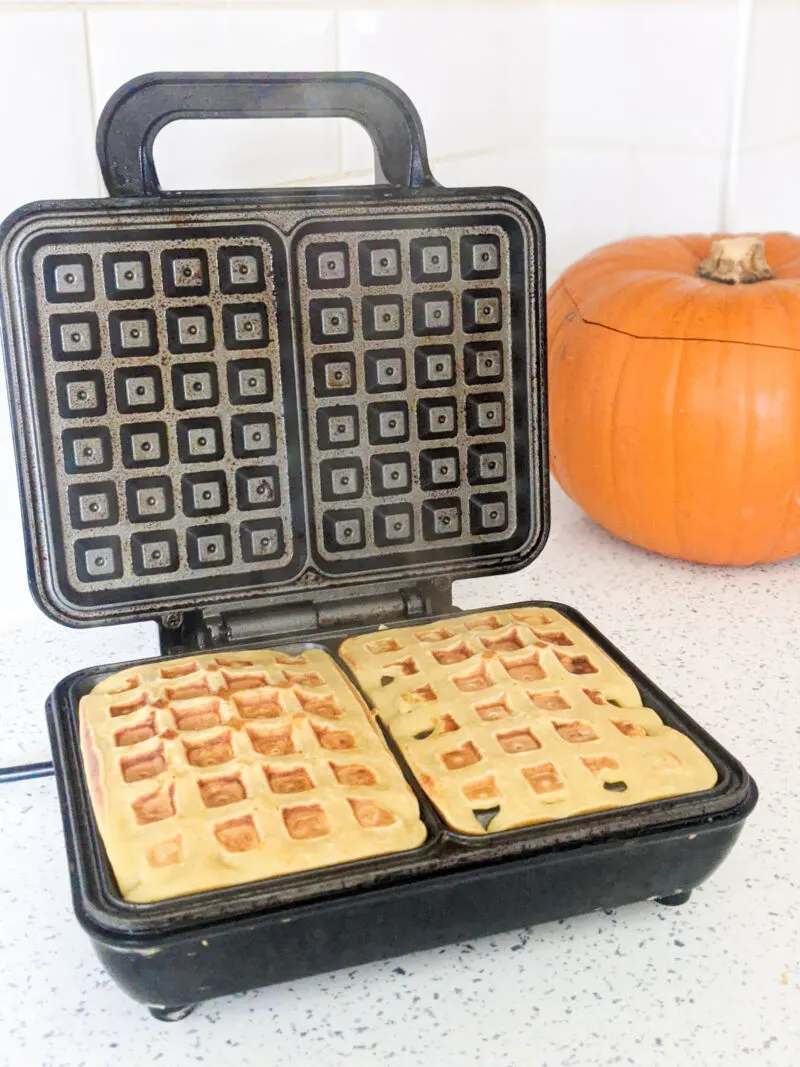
0 72 756 1020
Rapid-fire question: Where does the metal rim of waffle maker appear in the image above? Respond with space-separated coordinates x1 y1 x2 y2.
0 72 756 1018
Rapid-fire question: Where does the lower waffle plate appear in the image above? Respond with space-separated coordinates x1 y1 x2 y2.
48 600 754 938
340 607 718 835
80 648 427 903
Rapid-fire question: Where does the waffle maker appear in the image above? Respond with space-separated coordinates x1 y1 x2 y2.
0 72 756 1020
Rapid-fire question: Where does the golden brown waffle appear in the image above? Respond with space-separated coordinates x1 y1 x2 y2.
339 607 718 834
79 648 426 903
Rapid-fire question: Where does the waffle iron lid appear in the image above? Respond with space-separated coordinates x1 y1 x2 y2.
0 72 549 628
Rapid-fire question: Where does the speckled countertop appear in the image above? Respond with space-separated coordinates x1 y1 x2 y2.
0 483 797 1067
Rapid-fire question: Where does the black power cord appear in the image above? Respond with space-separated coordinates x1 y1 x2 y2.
0 761 54 784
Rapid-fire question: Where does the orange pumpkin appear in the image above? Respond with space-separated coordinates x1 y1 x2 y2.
547 233 800 565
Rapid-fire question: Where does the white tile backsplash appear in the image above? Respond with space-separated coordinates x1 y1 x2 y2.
536 145 632 277
0 12 96 223
338 4 546 171
728 142 800 232
545 0 739 151
87 9 338 191
432 149 542 198
152 117 346 191
630 150 725 236
726 0 800 228
741 0 800 150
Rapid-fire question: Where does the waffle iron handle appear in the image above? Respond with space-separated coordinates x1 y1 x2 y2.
97 71 436 196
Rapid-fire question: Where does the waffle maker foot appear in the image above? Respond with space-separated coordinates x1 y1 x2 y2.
148 1004 197 1022
655 890 693 907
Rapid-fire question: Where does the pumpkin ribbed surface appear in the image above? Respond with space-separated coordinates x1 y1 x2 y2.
548 233 800 565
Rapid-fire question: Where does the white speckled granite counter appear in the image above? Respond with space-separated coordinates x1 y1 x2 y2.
0 483 797 1067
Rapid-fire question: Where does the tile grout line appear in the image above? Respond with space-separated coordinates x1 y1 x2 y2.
0 1 538 11
333 6 345 181
186 137 544 190
81 9 106 199
720 0 754 231
542 136 730 157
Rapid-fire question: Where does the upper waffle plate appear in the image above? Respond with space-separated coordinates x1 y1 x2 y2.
0 196 544 624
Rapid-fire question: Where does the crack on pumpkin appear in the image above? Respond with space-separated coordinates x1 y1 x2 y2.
560 282 800 354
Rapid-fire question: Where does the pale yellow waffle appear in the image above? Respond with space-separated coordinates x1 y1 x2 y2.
79 648 427 903
339 607 718 835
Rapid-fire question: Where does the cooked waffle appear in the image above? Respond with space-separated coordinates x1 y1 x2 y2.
339 607 718 834
79 648 426 903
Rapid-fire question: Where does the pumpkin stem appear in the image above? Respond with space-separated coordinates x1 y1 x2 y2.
698 236 774 284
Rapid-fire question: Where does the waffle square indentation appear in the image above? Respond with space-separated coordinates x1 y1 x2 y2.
222 303 268 350
109 309 159 357
358 240 402 286
316 406 360 450
114 367 164 414
462 289 503 333
420 448 460 490
235 466 280 510
74 535 122 582
464 341 504 384
412 293 453 337
131 530 179 575
374 503 414 546
231 414 277 458
117 416 167 471
422 499 462 540
44 254 94 303
470 493 508 534
56 370 106 419
466 393 505 435
460 235 501 279
67 481 118 529
306 242 350 289
362 296 404 340
367 402 409 445
320 458 364 502
312 352 356 398
468 443 507 485
120 422 168 469
50 314 101 361
364 348 406 393
417 397 457 439
62 427 113 474
161 249 210 297
323 509 366 552
218 246 265 294
182 471 229 517
187 524 232 568
172 362 219 410
309 299 353 344
415 345 456 387
103 252 153 300
176 417 224 464
227 359 272 405
240 518 284 562
125 476 174 523
370 452 411 496
166 307 213 354
410 237 451 282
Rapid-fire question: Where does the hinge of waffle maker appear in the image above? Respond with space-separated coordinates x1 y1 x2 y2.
158 581 453 656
